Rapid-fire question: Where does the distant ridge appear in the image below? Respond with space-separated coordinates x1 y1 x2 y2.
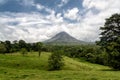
44 31 93 45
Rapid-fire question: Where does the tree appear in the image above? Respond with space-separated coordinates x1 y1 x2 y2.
48 50 64 71
20 48 27 56
36 42 43 57
98 13 120 50
0 43 6 54
19 40 27 49
11 40 19 52
97 13 120 69
5 40 11 53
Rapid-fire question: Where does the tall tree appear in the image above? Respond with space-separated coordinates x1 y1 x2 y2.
18 40 26 49
36 42 43 57
5 40 11 53
0 43 6 54
98 13 120 69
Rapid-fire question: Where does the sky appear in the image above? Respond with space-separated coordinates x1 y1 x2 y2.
0 0 120 42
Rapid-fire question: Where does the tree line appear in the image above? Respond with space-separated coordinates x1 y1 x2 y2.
0 40 43 54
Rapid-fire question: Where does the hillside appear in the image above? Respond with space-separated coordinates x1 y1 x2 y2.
44 31 93 45
0 52 120 80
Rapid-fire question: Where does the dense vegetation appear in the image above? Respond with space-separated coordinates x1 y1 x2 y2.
0 40 43 54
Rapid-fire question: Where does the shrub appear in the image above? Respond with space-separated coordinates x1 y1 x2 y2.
48 50 64 71
108 50 120 69
20 48 27 56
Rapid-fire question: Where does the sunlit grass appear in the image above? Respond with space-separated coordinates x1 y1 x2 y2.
0 52 120 80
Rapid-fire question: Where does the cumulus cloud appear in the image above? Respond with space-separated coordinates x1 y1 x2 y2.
0 11 66 42
64 7 80 21
80 0 120 41
0 11 98 42
83 0 109 10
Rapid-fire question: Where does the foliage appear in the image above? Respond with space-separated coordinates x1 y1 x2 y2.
20 48 28 56
0 40 45 54
19 40 27 49
48 50 64 70
97 13 120 69
36 42 43 57
4 40 11 53
0 43 6 54
11 40 20 52
98 13 120 51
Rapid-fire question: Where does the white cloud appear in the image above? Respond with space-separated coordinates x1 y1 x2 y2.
36 4 44 10
83 0 109 10
64 7 80 21
35 3 55 15
58 0 69 7
80 0 120 41
0 12 66 42
20 0 34 6
83 0 120 11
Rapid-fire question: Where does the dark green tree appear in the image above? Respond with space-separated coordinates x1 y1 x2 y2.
36 42 43 57
0 43 6 54
98 13 120 69
19 40 26 49
11 40 19 52
5 40 11 53
48 50 64 71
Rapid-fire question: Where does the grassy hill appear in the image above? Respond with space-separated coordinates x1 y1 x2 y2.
0 52 120 80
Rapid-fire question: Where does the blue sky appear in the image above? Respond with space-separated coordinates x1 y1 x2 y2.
0 0 120 42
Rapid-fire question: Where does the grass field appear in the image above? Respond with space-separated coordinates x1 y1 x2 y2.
0 52 120 80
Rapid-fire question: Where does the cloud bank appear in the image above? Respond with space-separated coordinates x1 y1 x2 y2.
0 0 120 42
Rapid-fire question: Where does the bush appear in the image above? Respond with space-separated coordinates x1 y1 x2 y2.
20 48 27 56
48 50 64 71
108 50 120 70
85 53 95 62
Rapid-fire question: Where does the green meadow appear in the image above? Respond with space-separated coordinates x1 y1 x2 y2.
0 52 120 80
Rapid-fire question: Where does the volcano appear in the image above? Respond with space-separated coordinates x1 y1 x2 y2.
44 31 92 45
